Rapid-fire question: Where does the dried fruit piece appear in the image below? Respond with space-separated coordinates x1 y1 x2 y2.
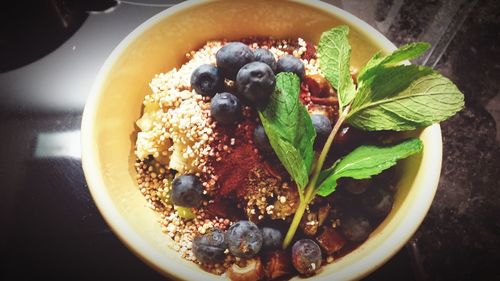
299 203 330 236
303 74 336 97
264 251 293 280
309 96 338 105
316 227 346 255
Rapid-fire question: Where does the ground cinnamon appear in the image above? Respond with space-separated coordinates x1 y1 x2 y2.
209 111 261 199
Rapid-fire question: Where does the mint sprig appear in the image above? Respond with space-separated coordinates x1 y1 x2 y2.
256 26 464 249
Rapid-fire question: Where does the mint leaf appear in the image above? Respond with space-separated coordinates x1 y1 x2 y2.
379 42 430 65
263 128 309 185
358 42 431 83
258 72 316 189
318 25 356 110
358 52 383 80
347 65 464 131
316 138 423 197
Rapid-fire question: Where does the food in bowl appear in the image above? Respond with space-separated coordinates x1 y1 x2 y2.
133 25 463 280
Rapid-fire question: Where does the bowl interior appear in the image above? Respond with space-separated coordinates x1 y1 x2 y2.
81 1 441 280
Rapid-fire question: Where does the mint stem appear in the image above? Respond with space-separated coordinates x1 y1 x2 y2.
282 105 351 249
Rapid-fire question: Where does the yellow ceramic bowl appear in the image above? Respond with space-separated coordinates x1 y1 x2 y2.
81 1 442 280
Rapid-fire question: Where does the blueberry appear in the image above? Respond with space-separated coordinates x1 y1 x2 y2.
276 55 305 79
236 61 276 104
254 48 277 72
171 174 203 208
192 228 227 264
361 188 394 217
253 124 273 154
190 64 223 97
226 221 263 258
210 92 241 125
216 42 255 80
311 114 332 146
291 239 322 275
340 214 371 242
261 227 282 249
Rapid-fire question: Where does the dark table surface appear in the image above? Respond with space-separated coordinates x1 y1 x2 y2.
1 0 499 280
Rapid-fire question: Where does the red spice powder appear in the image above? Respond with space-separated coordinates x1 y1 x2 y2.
216 143 259 198
209 114 261 199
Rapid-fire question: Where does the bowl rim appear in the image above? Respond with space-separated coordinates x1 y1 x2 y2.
81 1 442 280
